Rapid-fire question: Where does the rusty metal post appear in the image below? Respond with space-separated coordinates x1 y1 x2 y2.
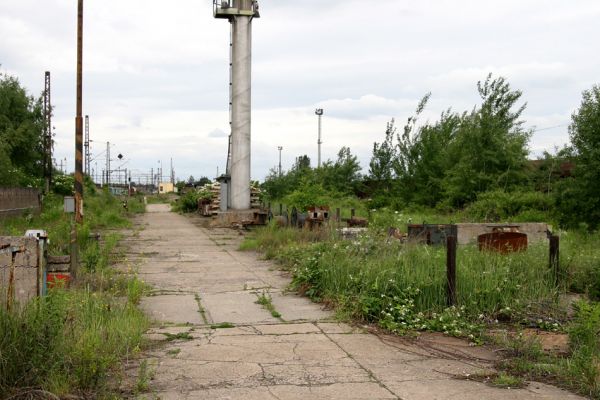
549 235 560 287
351 208 355 219
279 203 283 216
6 250 17 311
446 236 457 306
70 214 78 279
74 0 84 225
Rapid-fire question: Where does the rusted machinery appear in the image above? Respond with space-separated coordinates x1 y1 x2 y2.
305 206 330 230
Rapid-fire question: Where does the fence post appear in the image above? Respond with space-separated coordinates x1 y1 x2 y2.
336 208 340 222
70 215 78 279
351 208 355 219
446 236 457 306
279 203 283 216
549 235 560 287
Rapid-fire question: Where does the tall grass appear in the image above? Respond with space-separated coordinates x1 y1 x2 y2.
0 288 148 397
0 186 149 397
276 232 556 319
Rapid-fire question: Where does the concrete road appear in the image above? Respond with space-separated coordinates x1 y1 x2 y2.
126 204 583 400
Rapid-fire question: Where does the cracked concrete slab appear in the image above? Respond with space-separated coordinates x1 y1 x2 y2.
269 291 334 322
139 294 204 325
124 204 585 400
201 291 280 324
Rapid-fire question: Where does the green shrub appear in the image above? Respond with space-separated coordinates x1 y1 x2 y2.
174 191 201 213
465 189 553 222
52 174 75 196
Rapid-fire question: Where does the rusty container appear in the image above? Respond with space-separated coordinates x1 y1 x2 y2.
478 232 528 253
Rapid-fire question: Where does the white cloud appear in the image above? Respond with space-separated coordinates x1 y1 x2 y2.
1 0 599 181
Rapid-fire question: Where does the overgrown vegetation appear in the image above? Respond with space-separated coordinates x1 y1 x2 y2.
242 219 600 397
0 186 149 398
0 71 45 187
496 301 600 398
262 75 600 232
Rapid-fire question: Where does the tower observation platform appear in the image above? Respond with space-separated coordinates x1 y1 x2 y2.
213 0 260 19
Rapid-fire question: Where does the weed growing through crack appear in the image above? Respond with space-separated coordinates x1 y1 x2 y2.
211 322 235 329
256 291 283 319
135 360 154 394
166 348 181 356
163 332 194 342
492 373 525 388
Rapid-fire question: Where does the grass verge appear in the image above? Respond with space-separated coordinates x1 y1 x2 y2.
0 187 149 398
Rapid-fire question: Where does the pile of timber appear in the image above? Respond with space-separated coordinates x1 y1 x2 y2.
198 182 262 215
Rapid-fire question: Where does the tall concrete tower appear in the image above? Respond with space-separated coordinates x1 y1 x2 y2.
214 0 260 210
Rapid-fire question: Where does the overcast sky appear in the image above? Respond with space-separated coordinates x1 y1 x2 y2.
1 0 599 182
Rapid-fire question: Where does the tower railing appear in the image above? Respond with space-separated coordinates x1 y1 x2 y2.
213 0 260 19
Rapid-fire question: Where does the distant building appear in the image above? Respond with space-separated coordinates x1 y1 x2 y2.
159 182 177 194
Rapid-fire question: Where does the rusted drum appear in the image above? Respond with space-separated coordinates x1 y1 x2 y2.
478 232 528 253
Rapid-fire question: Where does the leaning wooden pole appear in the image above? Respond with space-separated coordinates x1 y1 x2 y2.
74 0 84 224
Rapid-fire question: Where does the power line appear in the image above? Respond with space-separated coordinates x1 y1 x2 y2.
531 124 568 133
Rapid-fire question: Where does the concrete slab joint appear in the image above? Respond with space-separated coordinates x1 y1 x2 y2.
125 204 584 400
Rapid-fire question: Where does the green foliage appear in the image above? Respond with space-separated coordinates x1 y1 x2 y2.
0 71 45 187
556 85 600 230
368 74 531 210
0 185 149 397
282 178 331 212
173 190 201 213
444 74 530 206
0 289 148 397
262 148 362 203
52 173 75 196
565 301 600 397
464 189 553 222
369 120 396 187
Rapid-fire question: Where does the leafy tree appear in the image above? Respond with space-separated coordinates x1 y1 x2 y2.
292 155 311 172
196 176 212 187
317 147 362 195
443 74 530 206
0 72 44 187
392 93 460 207
556 85 600 229
369 119 397 187
187 175 195 185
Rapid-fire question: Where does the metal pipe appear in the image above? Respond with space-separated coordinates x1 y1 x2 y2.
230 4 253 210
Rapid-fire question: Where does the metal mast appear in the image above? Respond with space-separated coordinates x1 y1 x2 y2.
84 115 90 176
214 0 260 210
106 141 110 187
315 108 323 168
277 146 283 176
43 71 53 193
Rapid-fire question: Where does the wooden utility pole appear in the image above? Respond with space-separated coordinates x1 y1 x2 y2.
74 0 84 224
71 0 84 279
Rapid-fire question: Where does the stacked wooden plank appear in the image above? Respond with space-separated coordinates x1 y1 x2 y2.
198 182 263 215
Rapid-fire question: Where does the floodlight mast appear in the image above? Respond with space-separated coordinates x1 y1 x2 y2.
315 108 324 168
214 0 260 210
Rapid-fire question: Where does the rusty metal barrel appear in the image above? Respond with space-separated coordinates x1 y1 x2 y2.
478 232 528 253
